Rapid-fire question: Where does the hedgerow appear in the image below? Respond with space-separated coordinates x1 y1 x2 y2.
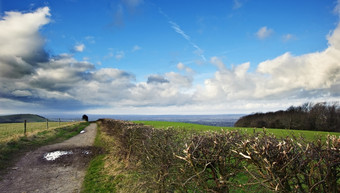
98 119 340 192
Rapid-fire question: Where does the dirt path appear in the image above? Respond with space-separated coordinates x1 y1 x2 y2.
0 123 97 193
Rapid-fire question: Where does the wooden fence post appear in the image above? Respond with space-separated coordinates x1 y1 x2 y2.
24 120 27 135
46 119 48 129
58 118 60 127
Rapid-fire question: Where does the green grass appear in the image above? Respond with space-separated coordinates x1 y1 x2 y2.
133 121 340 141
82 126 115 193
0 122 89 174
82 123 143 193
0 121 76 143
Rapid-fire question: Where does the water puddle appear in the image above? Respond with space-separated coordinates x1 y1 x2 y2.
80 130 85 134
43 150 73 161
82 150 91 155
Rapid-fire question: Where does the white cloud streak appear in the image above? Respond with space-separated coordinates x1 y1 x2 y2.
169 21 191 41
159 8 206 61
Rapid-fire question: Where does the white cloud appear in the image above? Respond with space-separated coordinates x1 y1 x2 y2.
195 22 340 104
177 62 185 70
163 13 206 61
334 0 340 16
1 6 340 115
74 43 85 52
132 45 141 52
282 34 295 42
169 21 191 41
11 90 32 97
0 7 50 78
256 26 274 39
177 62 194 74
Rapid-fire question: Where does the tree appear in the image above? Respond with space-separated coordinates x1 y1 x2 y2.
82 114 89 122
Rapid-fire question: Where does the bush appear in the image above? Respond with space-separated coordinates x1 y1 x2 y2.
98 119 340 192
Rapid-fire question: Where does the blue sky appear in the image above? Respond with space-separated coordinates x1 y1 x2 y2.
1 0 340 115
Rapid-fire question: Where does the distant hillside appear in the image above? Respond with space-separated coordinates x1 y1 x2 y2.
0 114 47 123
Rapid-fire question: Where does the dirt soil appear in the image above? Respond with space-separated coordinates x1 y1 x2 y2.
0 123 97 193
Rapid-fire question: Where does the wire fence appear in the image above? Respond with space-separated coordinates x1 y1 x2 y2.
0 118 82 143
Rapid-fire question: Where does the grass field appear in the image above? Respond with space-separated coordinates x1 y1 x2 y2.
0 121 77 143
134 121 340 141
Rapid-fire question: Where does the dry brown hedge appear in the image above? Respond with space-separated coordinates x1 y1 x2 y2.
98 119 340 193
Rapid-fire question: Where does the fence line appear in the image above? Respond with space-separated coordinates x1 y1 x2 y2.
21 118 82 135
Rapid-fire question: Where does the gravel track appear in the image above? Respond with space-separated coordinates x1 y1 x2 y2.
0 123 97 193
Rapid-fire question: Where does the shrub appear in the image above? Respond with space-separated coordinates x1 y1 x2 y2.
97 119 340 192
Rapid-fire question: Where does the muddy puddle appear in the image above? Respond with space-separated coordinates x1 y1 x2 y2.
40 147 101 167
44 150 74 161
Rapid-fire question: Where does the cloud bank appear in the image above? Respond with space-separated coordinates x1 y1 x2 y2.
0 6 340 114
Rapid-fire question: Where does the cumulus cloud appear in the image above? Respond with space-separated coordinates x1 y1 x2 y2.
29 54 94 92
1 6 340 114
74 43 85 52
128 72 193 106
177 62 194 73
0 7 50 79
196 22 340 103
256 26 274 39
0 5 192 111
147 75 169 84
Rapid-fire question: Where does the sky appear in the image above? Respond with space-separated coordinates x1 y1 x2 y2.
0 0 340 115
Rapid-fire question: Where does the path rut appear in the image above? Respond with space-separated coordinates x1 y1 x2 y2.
0 123 97 193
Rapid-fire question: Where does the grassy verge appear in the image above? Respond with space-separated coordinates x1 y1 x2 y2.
82 123 138 193
82 125 115 192
0 122 89 173
134 121 340 141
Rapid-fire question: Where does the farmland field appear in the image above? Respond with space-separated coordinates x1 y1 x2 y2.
134 120 340 141
0 121 77 143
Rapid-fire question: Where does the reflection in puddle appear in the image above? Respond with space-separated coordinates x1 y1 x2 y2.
44 151 73 161
82 150 91 155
